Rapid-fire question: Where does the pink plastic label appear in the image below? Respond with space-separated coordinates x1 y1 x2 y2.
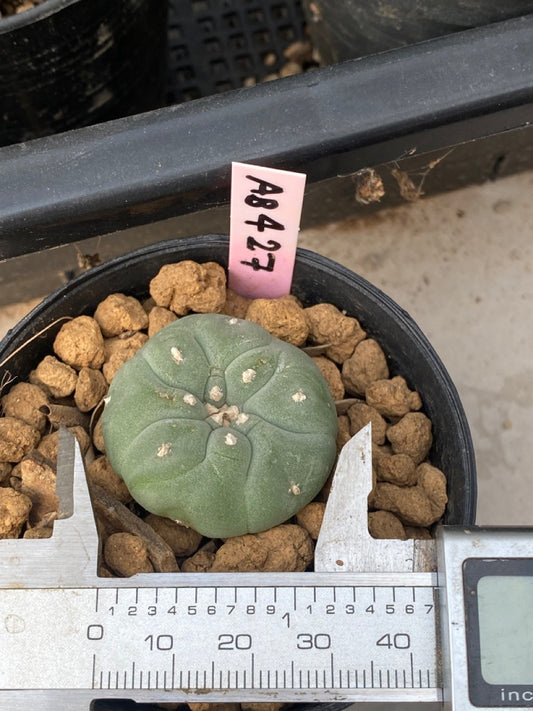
228 161 307 299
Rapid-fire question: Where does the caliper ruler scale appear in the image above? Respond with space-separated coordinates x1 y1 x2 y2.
1 426 531 710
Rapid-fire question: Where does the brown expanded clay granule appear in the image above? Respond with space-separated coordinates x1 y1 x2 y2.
86 456 132 504
346 400 387 445
245 295 309 347
53 316 105 370
144 514 203 557
104 532 154 577
366 375 422 418
94 293 148 337
222 288 252 319
31 356 78 399
147 306 178 338
92 417 106 454
37 432 59 463
209 525 314 573
188 703 241 711
241 703 285 711
295 501 326 540
181 549 217 574
0 462 12 484
342 338 389 396
0 488 32 538
1 382 49 431
0 417 40 462
387 412 433 464
311 356 345 400
12 454 58 524
102 331 148 383
336 415 351 452
368 510 407 540
182 525 314 574
0 257 448 550
149 260 226 315
74 367 108 412
369 463 447 528
241 39 318 87
305 302 367 363
0 0 45 16
373 447 418 487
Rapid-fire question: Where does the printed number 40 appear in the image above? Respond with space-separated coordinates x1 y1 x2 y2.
376 633 411 649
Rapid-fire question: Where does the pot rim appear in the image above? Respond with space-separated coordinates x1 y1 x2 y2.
0 0 83 35
0 234 477 526
0 234 436 364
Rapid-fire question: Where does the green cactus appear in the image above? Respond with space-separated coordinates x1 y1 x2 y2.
101 313 338 538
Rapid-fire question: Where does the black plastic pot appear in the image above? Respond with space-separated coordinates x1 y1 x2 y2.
0 0 167 147
0 234 476 527
303 0 533 64
0 234 476 710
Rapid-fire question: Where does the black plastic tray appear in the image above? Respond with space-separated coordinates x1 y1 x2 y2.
166 0 307 103
0 13 533 260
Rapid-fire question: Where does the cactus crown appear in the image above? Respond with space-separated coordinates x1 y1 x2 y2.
101 313 338 538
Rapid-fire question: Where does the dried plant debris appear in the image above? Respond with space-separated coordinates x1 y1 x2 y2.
0 259 447 566
353 149 455 207
354 168 385 205
390 149 455 202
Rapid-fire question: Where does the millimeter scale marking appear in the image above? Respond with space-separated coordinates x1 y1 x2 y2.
0 426 441 710
0 582 439 705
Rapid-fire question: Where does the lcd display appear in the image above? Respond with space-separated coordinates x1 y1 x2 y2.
477 575 533 685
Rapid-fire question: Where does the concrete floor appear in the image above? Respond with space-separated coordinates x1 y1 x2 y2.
1 169 532 527
298 170 533 527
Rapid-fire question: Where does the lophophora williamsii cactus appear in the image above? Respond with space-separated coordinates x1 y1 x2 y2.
101 313 338 538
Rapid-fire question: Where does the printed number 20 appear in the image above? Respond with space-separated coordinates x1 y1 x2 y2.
218 633 252 650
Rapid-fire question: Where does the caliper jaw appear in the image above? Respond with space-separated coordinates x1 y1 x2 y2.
314 423 436 574
0 427 100 588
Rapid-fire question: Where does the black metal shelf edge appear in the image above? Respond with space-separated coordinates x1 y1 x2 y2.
1 13 533 259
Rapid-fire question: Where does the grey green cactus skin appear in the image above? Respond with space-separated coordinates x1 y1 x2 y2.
101 313 338 538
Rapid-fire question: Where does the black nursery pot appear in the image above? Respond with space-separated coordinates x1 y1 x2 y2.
303 0 533 64
0 0 167 147
0 234 477 526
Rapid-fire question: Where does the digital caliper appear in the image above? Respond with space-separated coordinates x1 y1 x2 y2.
0 425 531 710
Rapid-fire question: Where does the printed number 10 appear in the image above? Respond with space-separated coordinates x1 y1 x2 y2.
145 634 174 651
